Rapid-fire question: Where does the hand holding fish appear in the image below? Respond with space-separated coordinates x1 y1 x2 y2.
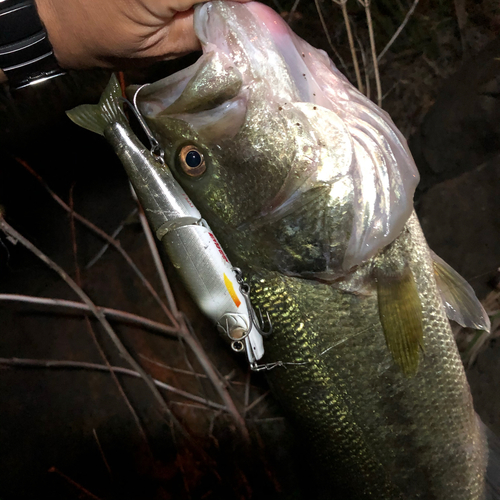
0 0 250 85
34 0 250 69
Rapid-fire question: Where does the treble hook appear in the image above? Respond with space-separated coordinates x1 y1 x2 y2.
233 268 273 337
254 305 273 337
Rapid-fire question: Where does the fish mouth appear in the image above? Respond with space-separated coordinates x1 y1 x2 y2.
132 3 264 143
134 1 420 271
132 1 307 142
134 1 300 121
131 59 203 118
132 48 249 143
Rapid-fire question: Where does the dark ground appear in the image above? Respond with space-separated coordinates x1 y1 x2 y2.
0 1 499 498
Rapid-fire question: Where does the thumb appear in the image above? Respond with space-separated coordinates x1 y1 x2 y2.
148 0 253 18
145 0 253 59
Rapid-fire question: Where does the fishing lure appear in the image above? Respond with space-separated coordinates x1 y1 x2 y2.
75 78 272 370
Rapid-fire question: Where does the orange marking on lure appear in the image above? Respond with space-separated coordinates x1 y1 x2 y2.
224 273 241 307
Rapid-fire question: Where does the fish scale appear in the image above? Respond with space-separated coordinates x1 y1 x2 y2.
250 273 403 498
248 213 486 499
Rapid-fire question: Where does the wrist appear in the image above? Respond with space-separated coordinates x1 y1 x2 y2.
0 0 65 89
34 0 68 68
33 0 124 70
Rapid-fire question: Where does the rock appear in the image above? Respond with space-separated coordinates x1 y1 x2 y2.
417 154 500 299
410 37 500 191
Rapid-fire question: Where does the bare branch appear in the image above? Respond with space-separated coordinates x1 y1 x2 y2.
454 0 468 56
0 282 249 437
179 313 250 442
132 186 179 317
14 157 178 329
140 353 208 379
131 188 250 442
286 0 301 25
377 0 420 62
332 0 364 93
0 217 192 443
314 0 351 77
357 0 382 106
352 28 370 100
86 208 138 269
48 467 102 500
244 369 251 411
252 417 286 423
92 429 113 480
245 390 271 415
139 353 249 387
271 0 283 12
0 357 226 411
69 188 152 456
0 294 179 337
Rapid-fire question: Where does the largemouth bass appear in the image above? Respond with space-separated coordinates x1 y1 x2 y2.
68 2 495 498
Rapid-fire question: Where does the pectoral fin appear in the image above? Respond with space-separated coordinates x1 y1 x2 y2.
431 251 491 332
376 264 424 376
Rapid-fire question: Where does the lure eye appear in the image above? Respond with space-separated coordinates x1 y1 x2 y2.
178 145 206 177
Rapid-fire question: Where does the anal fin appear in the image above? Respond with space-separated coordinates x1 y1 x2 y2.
376 263 423 377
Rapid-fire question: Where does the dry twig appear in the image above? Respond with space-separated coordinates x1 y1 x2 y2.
314 0 351 78
244 368 251 411
86 207 138 269
48 467 102 500
245 390 271 416
357 0 382 106
286 0 301 25
132 187 179 316
332 0 364 93
140 353 209 380
355 30 371 100
14 157 178 328
69 186 152 455
0 216 192 443
92 429 113 480
131 186 209 403
0 294 179 336
0 357 226 411
139 353 250 387
377 0 421 63
454 0 468 56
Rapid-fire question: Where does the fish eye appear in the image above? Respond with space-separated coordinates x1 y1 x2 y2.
178 145 206 177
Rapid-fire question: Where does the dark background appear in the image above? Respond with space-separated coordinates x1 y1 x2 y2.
0 1 499 498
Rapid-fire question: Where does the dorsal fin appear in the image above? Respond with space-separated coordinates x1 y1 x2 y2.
432 251 490 332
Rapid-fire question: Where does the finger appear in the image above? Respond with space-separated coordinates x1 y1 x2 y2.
139 9 201 58
170 0 252 10
138 0 253 58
